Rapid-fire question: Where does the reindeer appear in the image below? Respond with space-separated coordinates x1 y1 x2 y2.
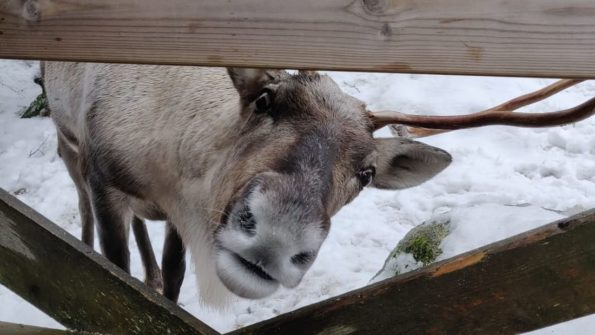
44 62 594 305
43 62 452 304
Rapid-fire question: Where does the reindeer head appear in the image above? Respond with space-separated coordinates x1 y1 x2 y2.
208 68 452 299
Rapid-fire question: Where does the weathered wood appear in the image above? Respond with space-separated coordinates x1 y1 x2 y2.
1 0 595 78
0 322 85 335
229 209 595 335
0 189 219 335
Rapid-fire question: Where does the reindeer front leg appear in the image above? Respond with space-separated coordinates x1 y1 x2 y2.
89 179 131 274
132 216 164 293
162 223 186 303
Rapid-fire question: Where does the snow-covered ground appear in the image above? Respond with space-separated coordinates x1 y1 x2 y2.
1 59 594 333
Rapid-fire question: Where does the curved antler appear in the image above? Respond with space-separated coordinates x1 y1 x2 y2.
369 79 595 137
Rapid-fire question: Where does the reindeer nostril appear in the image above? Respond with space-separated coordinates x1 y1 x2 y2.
238 207 256 235
291 252 313 265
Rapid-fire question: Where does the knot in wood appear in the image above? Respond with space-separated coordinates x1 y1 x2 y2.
22 0 42 22
363 0 388 14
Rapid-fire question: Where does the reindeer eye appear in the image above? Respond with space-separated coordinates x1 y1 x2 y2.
357 166 376 187
254 89 272 114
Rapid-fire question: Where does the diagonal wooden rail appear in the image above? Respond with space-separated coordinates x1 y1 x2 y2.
0 189 219 335
1 0 595 78
2 187 595 334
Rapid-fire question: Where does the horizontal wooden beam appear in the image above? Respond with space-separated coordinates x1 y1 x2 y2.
229 208 595 334
1 0 595 78
0 189 219 335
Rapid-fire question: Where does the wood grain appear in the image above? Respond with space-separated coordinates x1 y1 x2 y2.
0 189 220 335
229 209 595 335
1 0 595 78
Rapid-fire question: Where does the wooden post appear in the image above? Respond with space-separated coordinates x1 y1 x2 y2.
0 189 219 335
1 0 595 78
229 209 595 335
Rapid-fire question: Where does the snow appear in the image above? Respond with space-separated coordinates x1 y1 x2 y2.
1 59 595 333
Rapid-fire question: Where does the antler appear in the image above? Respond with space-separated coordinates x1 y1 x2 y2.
368 79 595 138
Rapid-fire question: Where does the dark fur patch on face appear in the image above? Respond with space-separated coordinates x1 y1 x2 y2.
274 128 335 173
273 128 337 205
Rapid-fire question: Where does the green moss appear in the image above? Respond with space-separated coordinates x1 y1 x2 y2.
21 92 47 118
396 216 450 265
404 236 438 265
372 215 451 282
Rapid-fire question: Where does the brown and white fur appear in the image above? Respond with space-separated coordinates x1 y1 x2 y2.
44 62 452 305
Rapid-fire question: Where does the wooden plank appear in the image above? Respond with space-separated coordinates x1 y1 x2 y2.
0 189 220 335
0 321 85 335
228 209 595 335
1 0 595 78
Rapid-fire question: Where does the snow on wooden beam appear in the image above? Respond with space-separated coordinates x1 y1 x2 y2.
1 0 595 78
229 208 595 335
0 189 219 335
0 321 80 335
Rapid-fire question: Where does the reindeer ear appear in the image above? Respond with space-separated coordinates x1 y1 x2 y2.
227 68 287 103
372 138 452 190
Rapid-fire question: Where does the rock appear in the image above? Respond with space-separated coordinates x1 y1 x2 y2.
371 214 451 283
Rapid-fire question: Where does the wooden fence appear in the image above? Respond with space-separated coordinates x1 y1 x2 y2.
2 0 595 334
3 188 595 334
1 0 595 78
